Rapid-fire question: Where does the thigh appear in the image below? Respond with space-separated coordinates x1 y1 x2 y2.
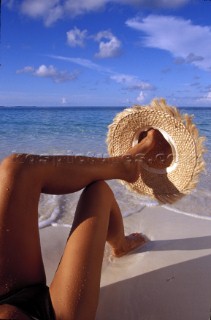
49 181 114 320
0 156 46 296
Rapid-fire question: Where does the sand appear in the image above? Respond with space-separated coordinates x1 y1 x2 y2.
40 206 211 320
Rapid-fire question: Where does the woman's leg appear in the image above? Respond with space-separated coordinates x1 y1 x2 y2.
0 154 136 294
0 130 155 316
0 130 155 290
12 126 158 195
49 181 145 320
0 156 46 297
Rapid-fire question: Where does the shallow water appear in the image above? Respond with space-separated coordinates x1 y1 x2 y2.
0 106 210 227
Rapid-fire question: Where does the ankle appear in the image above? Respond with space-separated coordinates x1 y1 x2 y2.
108 235 126 251
121 155 140 183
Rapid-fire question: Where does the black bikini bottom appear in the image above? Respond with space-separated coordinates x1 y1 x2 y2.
0 283 55 320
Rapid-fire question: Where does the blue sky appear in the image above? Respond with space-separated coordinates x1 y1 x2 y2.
1 0 211 107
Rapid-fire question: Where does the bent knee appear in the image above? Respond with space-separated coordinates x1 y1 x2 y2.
0 154 35 187
1 153 26 169
86 180 113 197
0 153 30 175
0 154 23 178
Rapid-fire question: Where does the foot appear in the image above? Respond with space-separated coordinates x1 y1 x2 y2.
111 233 147 258
143 129 173 169
121 129 157 183
125 128 158 157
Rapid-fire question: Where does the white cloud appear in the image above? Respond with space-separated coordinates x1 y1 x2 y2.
67 27 88 47
197 91 211 105
61 97 67 104
66 28 121 59
95 31 122 58
64 0 106 16
45 5 63 26
207 92 211 100
50 55 155 91
16 66 34 73
17 64 78 83
207 92 211 99
118 0 189 7
50 55 109 72
5 0 190 25
130 82 155 91
110 73 137 84
21 0 56 16
20 0 63 26
110 73 155 90
175 53 204 65
136 91 145 103
35 65 56 77
126 15 211 72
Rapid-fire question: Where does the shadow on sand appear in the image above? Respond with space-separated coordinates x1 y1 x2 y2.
97 236 211 320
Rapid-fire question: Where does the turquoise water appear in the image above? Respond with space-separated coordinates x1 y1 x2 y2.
0 106 210 226
0 107 120 158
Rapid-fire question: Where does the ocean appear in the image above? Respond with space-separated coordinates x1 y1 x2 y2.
0 106 210 228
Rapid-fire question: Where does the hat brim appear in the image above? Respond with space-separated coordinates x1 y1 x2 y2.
106 99 205 204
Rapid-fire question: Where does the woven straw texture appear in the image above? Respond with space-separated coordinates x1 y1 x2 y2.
107 99 205 204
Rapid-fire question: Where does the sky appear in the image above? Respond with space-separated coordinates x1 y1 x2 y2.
1 0 211 107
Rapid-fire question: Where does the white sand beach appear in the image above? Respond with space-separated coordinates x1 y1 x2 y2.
40 206 211 320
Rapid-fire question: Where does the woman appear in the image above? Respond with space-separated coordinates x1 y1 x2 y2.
0 129 160 320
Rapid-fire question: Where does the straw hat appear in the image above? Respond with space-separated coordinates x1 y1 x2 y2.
107 98 206 204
